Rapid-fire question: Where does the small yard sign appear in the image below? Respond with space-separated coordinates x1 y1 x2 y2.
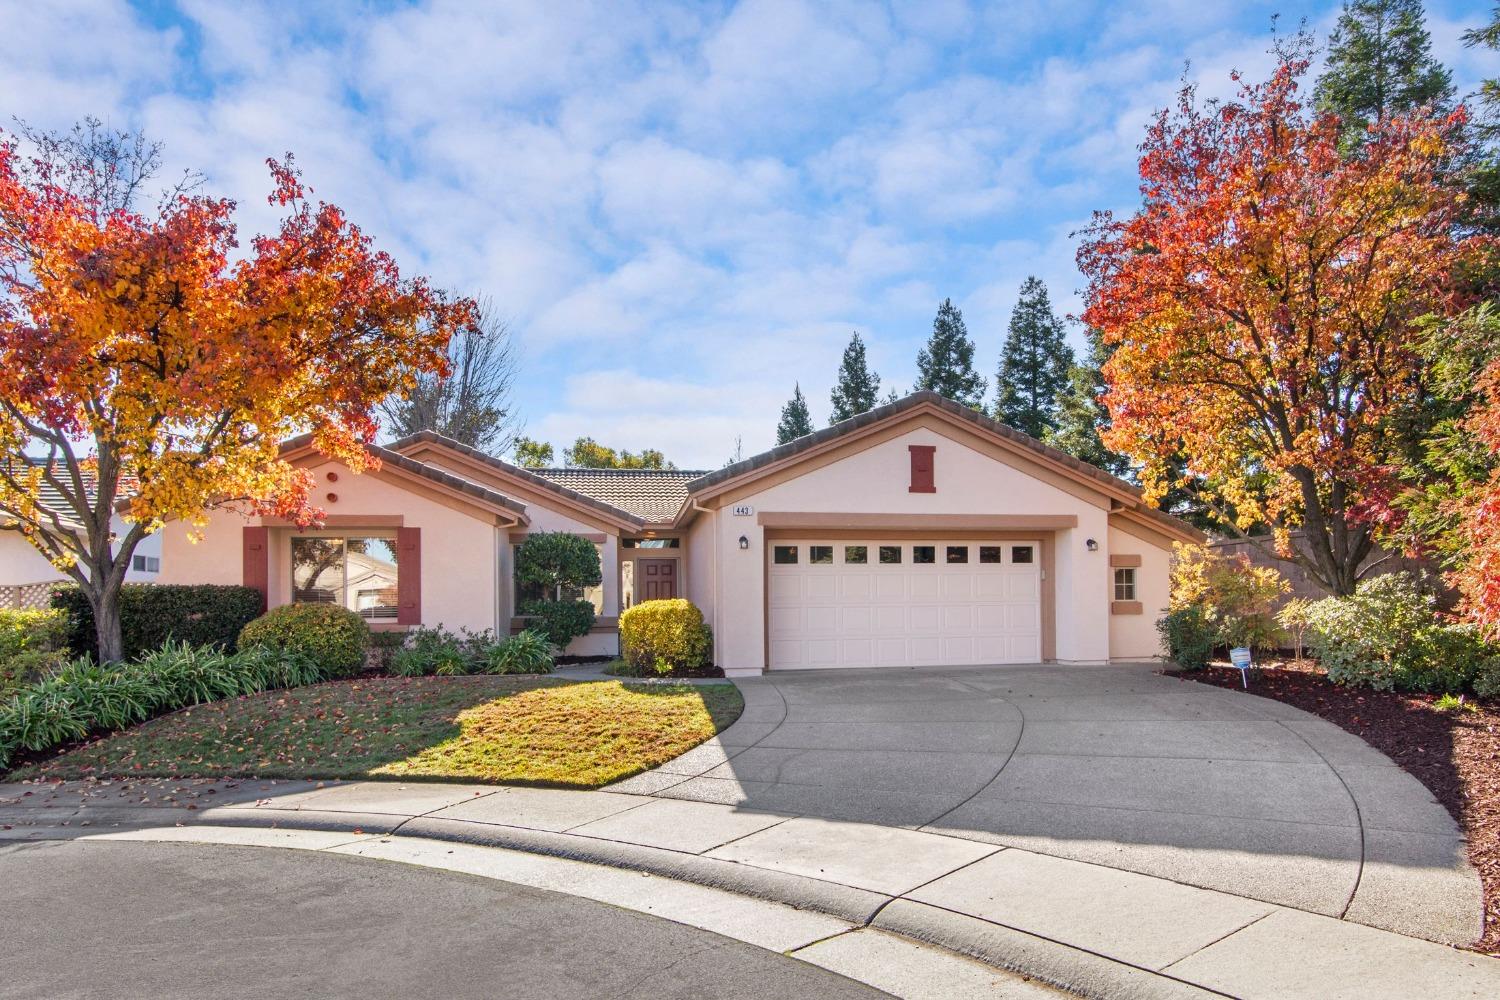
1229 647 1252 688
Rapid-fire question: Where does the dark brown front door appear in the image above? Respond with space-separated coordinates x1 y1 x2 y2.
640 559 678 601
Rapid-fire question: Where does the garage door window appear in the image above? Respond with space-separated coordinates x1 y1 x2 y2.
809 545 834 565
912 545 936 564
946 545 968 564
879 545 902 564
773 545 798 564
844 545 867 564
1012 546 1034 564
978 546 1002 563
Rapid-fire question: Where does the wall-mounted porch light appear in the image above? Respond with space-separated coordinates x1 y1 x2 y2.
1085 538 1099 552
738 535 750 550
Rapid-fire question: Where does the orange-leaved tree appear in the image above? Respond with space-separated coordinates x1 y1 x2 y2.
1078 55 1481 595
0 120 475 661
1447 350 1500 636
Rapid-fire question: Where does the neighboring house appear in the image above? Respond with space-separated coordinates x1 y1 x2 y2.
155 391 1202 673
0 463 163 609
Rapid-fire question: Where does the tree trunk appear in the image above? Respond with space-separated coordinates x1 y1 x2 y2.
92 586 125 663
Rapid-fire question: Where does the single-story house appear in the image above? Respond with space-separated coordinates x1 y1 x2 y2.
0 463 163 609
155 391 1202 674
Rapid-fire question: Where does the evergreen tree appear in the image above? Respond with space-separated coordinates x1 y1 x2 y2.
1045 328 1131 477
914 298 985 408
1315 0 1453 150
776 383 815 444
829 331 882 424
993 277 1074 438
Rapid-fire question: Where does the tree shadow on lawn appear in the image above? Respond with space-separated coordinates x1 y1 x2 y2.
12 675 744 790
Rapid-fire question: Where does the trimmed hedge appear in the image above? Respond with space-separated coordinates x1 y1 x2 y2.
619 599 713 676
0 642 324 772
238 604 370 679
0 608 69 696
52 584 265 661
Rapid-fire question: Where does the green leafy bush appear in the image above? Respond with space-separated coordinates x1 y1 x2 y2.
52 584 264 661
483 630 554 674
1158 606 1215 670
388 625 487 677
619 599 713 676
1169 544 1289 652
519 598 597 650
0 608 69 695
1475 659 1500 700
238 604 370 678
1302 573 1500 694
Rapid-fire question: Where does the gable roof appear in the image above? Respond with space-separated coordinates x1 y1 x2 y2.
531 467 706 523
686 390 1204 543
384 430 649 530
0 458 127 534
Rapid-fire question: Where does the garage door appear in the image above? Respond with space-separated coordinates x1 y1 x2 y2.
768 540 1042 669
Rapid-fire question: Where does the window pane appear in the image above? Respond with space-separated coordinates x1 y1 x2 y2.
624 538 679 548
292 537 344 605
913 545 935 564
1114 567 1136 601
978 546 1002 564
844 545 867 564
347 538 399 620
1011 545 1034 564
878 545 902 564
946 545 968 564
809 545 834 565
773 545 799 564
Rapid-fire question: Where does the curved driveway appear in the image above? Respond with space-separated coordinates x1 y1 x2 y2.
610 663 1482 945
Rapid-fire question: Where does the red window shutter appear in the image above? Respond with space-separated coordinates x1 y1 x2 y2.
397 527 421 626
909 445 936 493
242 526 269 612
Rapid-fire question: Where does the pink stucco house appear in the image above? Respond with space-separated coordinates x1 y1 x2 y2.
156 391 1202 675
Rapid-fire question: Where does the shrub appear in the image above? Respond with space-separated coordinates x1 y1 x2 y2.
619 599 712 676
1158 606 1215 670
238 604 370 679
1276 598 1314 660
482 630 553 675
0 608 69 695
520 598 597 650
386 625 486 677
52 584 265 662
1169 544 1289 652
1302 573 1500 694
1475 659 1500 700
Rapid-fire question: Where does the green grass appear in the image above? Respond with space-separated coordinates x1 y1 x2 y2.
15 675 744 788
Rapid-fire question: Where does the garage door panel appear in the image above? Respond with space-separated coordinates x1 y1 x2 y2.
769 538 1042 670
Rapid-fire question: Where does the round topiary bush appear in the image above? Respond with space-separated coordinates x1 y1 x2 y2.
619 599 712 676
238 604 370 679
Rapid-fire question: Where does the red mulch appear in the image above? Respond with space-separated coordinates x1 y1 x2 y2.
1169 662 1500 954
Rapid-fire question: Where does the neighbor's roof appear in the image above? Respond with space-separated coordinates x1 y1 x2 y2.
0 458 122 534
532 467 708 524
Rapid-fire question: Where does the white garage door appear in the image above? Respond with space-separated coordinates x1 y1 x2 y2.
768 540 1042 669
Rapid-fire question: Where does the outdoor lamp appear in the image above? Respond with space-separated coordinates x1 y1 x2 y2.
1085 538 1098 552
739 535 749 550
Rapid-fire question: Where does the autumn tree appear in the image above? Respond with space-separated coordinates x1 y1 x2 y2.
512 436 555 468
776 383 815 444
994 277 1073 439
915 299 985 409
0 120 473 661
829 331 881 424
564 437 673 469
381 297 520 454
1078 56 1478 595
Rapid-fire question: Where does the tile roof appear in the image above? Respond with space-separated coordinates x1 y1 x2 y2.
532 467 708 524
0 459 110 533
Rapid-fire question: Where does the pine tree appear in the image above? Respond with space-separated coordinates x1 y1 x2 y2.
1315 0 1453 150
914 299 985 409
776 383 815 444
829 331 882 424
1045 328 1131 477
993 277 1074 439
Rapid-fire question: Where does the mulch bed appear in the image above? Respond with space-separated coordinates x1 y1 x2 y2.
1169 662 1500 954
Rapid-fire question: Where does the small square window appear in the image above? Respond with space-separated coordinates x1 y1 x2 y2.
1114 567 1136 601
913 545 936 564
809 545 834 565
773 545 798 565
1011 546 1034 564
978 546 1002 564
879 545 902 564
132 554 160 573
946 545 968 564
844 545 868 565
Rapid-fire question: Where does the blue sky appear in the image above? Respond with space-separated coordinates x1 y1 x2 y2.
4 1 1497 467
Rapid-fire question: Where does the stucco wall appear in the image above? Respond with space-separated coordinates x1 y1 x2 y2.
709 424 1118 673
1107 521 1174 660
0 517 163 586
158 458 503 635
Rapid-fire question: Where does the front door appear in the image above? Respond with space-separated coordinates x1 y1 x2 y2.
640 559 678 601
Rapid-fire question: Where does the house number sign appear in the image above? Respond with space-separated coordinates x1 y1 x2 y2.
731 504 755 516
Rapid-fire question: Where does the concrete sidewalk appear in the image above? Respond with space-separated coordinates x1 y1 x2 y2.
2 776 1496 1000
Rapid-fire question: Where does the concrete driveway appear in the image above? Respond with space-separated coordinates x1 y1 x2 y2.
611 662 1483 945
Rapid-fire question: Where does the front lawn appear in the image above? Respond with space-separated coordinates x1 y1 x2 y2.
14 676 743 788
